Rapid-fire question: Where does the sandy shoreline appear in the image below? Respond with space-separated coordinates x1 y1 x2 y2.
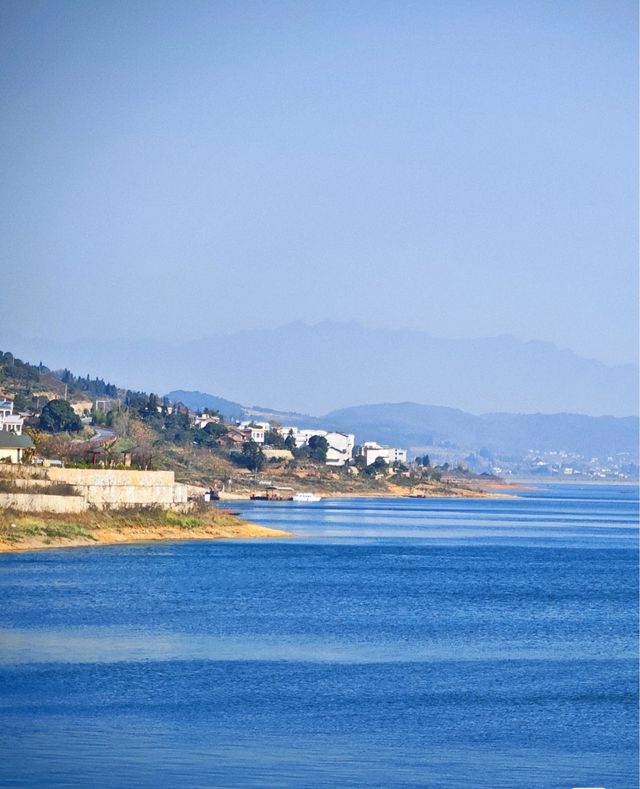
0 510 291 554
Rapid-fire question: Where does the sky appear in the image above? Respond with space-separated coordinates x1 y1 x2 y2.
0 0 637 366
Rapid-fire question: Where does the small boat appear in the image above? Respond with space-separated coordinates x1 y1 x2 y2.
251 486 294 501
250 493 293 501
292 492 321 503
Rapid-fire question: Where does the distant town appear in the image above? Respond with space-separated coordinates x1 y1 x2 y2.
414 442 638 482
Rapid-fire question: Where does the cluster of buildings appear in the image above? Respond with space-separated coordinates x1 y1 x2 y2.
0 399 33 463
189 413 408 469
424 442 638 481
514 449 638 480
0 394 409 471
269 429 407 468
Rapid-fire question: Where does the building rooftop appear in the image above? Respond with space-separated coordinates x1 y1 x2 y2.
0 432 33 449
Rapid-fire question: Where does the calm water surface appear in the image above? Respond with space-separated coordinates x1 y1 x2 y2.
0 483 637 788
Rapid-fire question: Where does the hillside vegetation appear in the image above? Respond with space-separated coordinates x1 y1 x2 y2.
0 506 289 552
0 350 496 497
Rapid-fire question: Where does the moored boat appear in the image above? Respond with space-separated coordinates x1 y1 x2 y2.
292 492 321 503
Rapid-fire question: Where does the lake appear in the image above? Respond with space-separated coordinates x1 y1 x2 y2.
0 483 637 788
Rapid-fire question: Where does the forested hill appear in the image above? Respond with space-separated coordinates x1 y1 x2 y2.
0 350 120 411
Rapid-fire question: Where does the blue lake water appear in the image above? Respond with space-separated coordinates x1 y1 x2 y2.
0 483 637 788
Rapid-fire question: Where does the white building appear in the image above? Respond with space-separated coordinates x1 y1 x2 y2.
360 441 388 466
192 414 221 430
386 447 408 464
297 428 327 446
236 422 267 444
277 427 327 447
325 432 355 466
238 420 270 431
276 426 354 466
0 399 24 435
0 399 32 462
360 441 407 466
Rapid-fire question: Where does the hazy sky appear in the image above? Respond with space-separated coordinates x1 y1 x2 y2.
1 0 637 365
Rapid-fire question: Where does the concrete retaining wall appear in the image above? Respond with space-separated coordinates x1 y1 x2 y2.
0 493 86 513
4 477 53 490
45 468 177 487
0 466 187 510
81 484 187 507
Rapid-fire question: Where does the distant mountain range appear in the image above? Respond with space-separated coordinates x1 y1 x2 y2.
165 391 638 462
322 403 639 459
1 328 636 462
3 321 637 416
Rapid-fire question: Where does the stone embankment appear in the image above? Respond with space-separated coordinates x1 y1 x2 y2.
0 466 188 513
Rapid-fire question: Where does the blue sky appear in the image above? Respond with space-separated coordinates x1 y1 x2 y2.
0 0 637 365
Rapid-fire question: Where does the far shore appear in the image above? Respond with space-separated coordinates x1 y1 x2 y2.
217 481 528 501
508 476 639 486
